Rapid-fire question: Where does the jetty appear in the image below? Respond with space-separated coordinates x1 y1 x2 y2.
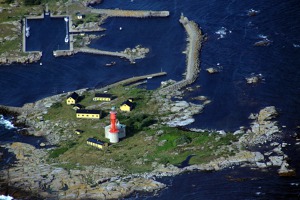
90 9 169 18
54 46 149 63
96 72 167 92
160 15 203 93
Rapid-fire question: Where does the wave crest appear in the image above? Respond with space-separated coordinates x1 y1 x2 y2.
0 115 15 130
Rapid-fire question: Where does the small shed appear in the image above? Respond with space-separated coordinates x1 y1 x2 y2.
76 12 84 19
87 138 108 149
120 99 134 112
66 92 79 105
75 129 84 135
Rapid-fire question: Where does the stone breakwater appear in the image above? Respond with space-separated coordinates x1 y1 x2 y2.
159 15 203 95
54 45 150 64
90 9 170 18
0 52 42 65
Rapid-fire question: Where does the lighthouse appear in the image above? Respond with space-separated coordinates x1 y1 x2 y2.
109 108 119 133
105 107 126 143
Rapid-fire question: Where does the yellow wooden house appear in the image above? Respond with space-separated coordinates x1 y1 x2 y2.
87 138 108 150
66 92 79 105
76 109 102 119
120 99 134 112
93 93 112 102
75 129 84 135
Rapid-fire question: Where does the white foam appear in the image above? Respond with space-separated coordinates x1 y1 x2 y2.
0 115 15 130
247 9 260 16
0 195 14 200
215 27 231 39
258 34 268 39
293 44 300 48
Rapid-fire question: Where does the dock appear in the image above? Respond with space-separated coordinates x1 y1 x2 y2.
90 9 170 18
96 72 167 92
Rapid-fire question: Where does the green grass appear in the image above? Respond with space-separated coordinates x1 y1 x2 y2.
44 86 240 173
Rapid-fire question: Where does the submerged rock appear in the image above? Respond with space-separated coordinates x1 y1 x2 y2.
206 67 219 74
254 39 271 46
246 74 263 84
278 161 296 176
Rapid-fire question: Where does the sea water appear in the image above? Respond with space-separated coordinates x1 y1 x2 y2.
0 0 300 199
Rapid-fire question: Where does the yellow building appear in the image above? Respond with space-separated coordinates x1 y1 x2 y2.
75 129 84 135
87 138 108 150
66 92 79 105
93 93 112 102
76 13 83 19
76 109 102 119
120 99 134 112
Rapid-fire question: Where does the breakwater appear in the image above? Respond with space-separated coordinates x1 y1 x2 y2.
96 71 167 92
78 47 136 62
90 9 169 18
54 46 149 63
160 15 203 94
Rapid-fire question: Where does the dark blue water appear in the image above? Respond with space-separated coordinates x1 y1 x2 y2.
1 0 300 198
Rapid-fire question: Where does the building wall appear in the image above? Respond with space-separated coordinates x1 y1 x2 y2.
93 97 111 102
120 104 131 112
66 97 76 105
87 141 104 149
76 113 100 119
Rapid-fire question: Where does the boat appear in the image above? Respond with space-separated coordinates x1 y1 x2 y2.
39 62 43 66
64 17 69 22
25 30 30 37
25 19 30 37
119 27 122 31
65 35 69 43
105 61 116 66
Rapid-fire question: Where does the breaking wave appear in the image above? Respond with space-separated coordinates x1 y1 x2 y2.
293 44 300 48
215 27 231 39
0 115 15 130
0 195 14 200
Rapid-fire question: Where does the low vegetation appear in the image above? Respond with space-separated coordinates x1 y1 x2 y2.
0 0 95 55
43 86 239 173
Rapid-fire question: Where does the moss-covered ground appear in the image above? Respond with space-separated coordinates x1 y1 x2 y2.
43 86 239 173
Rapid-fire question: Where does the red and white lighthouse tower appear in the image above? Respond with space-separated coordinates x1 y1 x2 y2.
105 107 126 143
109 109 119 134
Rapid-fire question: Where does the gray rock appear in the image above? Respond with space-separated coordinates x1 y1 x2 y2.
269 156 283 166
254 152 264 162
206 67 219 74
258 106 278 123
256 162 267 168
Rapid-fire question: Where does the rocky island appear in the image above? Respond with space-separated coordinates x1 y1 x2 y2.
0 0 297 199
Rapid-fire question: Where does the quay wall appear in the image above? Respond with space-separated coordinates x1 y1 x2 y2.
160 15 203 94
91 9 169 18
95 72 167 92
26 13 44 20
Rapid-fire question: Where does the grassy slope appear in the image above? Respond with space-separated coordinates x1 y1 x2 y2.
44 86 239 173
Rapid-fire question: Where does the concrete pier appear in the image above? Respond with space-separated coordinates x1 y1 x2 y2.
90 9 169 18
